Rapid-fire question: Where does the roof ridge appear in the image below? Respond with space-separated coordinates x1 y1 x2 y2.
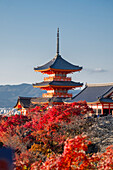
51 54 82 69
72 86 87 99
101 86 113 98
50 54 61 67
87 83 113 87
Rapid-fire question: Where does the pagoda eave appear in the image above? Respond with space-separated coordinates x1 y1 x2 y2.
33 84 52 88
33 84 82 89
34 67 82 74
50 85 83 88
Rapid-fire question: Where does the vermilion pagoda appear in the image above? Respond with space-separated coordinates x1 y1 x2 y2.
33 28 83 104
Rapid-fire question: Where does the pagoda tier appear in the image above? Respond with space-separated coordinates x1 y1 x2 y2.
34 54 82 74
33 28 83 101
33 81 83 98
33 81 83 88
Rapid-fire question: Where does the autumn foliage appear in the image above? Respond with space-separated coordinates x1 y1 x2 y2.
0 101 113 169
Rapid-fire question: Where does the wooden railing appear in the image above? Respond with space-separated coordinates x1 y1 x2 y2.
44 77 71 82
43 93 72 98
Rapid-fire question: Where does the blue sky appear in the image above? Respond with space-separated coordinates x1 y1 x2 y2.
0 0 113 85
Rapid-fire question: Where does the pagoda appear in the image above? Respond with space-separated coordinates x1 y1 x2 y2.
33 28 83 104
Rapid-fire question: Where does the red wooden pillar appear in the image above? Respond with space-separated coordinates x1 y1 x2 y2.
102 104 104 115
96 104 98 115
109 104 110 114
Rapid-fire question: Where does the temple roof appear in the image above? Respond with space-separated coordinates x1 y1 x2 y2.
31 97 65 104
66 83 113 103
14 96 36 109
14 96 65 109
31 97 50 104
34 55 82 72
33 81 83 88
99 98 113 103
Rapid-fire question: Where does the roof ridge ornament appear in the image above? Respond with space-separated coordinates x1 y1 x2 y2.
56 28 59 55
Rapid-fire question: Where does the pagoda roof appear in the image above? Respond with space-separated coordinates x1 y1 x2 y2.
33 81 83 88
34 55 82 72
65 83 113 103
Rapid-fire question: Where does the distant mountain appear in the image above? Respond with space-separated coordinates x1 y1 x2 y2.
0 84 43 108
0 83 81 108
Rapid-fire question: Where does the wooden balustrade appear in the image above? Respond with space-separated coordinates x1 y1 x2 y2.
44 77 71 81
43 93 72 98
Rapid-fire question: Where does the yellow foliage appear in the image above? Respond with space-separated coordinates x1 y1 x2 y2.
30 143 52 156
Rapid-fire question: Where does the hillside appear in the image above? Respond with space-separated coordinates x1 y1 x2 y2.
0 84 80 108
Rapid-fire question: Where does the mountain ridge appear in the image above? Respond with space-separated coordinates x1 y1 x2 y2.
0 83 43 108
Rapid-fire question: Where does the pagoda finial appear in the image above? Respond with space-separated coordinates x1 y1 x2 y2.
56 28 59 55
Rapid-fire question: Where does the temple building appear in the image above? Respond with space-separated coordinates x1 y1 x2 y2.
32 28 83 105
66 83 113 116
14 96 37 114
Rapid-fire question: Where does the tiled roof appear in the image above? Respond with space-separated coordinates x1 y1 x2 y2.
31 97 65 104
70 83 113 103
14 96 36 108
31 97 50 104
33 81 83 88
49 97 65 103
99 98 113 103
34 55 82 71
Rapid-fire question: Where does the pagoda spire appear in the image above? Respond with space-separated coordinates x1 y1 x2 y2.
56 28 59 55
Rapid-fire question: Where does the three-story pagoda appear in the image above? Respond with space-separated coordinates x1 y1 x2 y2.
33 28 83 104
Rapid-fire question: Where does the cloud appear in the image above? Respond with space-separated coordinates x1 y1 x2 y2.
93 68 107 72
84 68 108 73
